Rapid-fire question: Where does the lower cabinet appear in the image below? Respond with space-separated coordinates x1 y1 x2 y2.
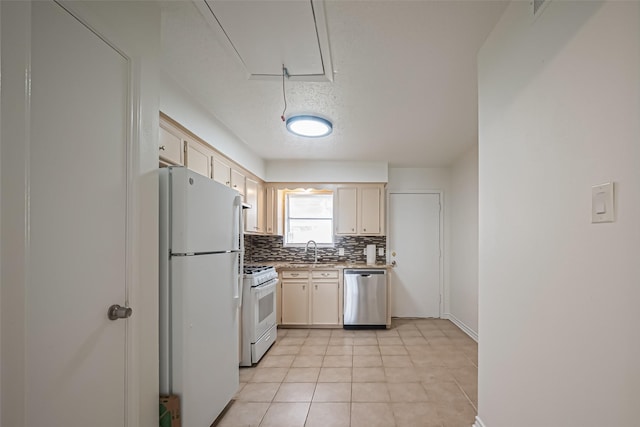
311 270 340 326
281 280 309 325
280 269 341 326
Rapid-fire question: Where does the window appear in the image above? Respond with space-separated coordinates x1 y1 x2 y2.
285 191 333 245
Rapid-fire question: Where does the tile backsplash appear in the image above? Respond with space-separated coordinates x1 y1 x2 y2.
244 234 387 264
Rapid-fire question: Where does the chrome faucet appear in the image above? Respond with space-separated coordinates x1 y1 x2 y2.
305 240 318 264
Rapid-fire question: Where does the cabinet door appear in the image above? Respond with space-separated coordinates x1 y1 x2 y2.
245 178 258 233
312 281 340 325
185 140 212 178
256 181 265 233
159 124 184 165
230 169 245 195
281 281 309 325
265 186 276 235
212 156 231 186
360 187 381 234
336 187 357 234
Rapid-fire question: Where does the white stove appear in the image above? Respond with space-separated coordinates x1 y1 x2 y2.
240 265 278 366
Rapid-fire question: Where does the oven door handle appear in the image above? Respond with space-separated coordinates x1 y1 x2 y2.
252 279 278 297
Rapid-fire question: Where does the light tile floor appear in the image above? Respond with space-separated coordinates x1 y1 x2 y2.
214 318 477 427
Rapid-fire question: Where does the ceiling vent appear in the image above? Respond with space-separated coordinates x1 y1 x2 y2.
194 0 333 82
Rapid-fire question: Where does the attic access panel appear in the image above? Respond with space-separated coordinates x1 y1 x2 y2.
197 0 333 82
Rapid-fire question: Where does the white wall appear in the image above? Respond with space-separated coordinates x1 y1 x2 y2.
1 2 160 425
161 72 266 179
449 146 478 338
388 168 451 315
478 1 640 426
266 160 388 183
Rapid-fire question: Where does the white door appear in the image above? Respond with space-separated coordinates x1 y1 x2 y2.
28 2 129 424
388 193 441 317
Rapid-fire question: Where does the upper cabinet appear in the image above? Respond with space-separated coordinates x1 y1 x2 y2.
245 178 264 234
335 185 385 236
159 118 212 179
185 138 213 178
263 186 285 236
159 122 184 166
212 155 231 186
213 155 245 196
230 169 245 196
335 187 357 234
359 186 382 234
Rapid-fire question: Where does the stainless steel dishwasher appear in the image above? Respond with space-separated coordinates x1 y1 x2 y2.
343 269 387 329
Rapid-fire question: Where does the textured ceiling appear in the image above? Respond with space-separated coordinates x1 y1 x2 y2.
161 1 508 167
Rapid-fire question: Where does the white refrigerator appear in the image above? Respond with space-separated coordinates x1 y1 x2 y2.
159 166 243 427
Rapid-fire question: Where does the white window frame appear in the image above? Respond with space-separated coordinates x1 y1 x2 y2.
283 190 334 247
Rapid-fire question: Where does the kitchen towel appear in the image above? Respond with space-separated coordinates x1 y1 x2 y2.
366 244 376 265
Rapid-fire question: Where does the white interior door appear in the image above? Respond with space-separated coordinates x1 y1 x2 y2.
27 2 129 424
388 193 441 318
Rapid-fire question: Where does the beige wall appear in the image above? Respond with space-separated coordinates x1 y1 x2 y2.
266 160 388 183
478 1 640 426
450 146 478 337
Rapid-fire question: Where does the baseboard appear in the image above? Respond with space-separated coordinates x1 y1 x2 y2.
472 416 487 427
443 313 478 342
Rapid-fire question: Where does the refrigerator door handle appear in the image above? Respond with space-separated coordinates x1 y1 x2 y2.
235 195 245 307
233 252 241 302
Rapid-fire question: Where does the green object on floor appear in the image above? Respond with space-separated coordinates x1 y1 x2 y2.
159 402 170 427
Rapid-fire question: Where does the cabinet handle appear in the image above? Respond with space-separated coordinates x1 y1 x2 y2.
233 184 237 188
315 284 318 290
363 228 367 232
291 273 299 277
352 228 355 232
302 285 305 290
159 145 166 151
321 273 329 277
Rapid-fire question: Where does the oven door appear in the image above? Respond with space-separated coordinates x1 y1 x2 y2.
251 278 278 341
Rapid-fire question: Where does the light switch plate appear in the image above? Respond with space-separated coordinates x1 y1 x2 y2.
338 248 345 256
378 247 384 256
592 182 614 223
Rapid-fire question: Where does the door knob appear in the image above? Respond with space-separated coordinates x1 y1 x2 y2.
108 304 132 320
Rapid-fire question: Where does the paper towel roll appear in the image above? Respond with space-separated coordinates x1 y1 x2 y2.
366 244 376 265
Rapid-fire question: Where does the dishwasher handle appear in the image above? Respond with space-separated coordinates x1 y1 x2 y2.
344 269 387 276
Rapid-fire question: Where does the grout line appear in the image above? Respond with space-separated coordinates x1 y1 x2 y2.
453 377 478 413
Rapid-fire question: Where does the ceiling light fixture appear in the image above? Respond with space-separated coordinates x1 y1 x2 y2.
280 65 333 138
286 115 333 138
